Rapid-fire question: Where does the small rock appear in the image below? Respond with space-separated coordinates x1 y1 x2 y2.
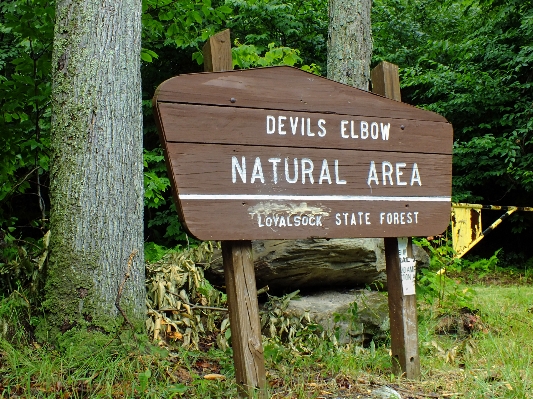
371 386 402 399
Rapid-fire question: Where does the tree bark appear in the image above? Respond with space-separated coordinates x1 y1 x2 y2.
46 0 145 335
327 0 372 90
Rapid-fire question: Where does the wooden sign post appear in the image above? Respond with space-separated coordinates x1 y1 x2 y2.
203 30 267 399
153 31 452 395
371 61 421 379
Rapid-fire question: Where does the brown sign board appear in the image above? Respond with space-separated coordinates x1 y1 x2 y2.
153 66 453 240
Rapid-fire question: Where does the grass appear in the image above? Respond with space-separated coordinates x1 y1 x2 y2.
415 284 533 398
0 282 532 398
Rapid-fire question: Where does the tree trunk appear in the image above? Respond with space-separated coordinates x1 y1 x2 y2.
327 0 372 90
46 0 144 335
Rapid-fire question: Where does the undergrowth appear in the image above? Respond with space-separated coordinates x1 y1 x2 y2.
0 237 532 397
1 282 531 398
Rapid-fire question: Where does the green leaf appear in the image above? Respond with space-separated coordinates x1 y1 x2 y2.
168 384 188 394
217 5 232 14
141 51 152 62
138 369 151 392
192 51 203 65
283 53 297 66
191 11 203 24
158 10 174 21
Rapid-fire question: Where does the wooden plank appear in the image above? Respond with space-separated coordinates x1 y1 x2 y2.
175 200 451 241
202 29 232 72
153 61 452 242
372 61 421 379
164 142 451 239
168 143 451 196
222 241 266 398
157 103 453 155
201 30 267 399
154 66 447 123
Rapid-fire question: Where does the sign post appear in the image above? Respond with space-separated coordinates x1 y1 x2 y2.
202 30 267 399
371 61 421 378
153 32 452 394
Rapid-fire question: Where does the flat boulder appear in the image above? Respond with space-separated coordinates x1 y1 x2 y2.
284 290 390 345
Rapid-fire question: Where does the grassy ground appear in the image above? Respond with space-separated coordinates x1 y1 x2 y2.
0 280 532 398
416 284 533 398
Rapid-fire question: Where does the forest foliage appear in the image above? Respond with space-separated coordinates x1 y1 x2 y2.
1 0 532 296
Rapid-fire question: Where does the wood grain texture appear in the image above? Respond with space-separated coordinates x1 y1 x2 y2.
168 143 451 195
385 237 421 378
222 241 266 398
371 62 402 102
374 61 421 380
154 67 447 122
163 142 451 239
157 103 453 154
203 30 267 399
202 29 232 72
153 66 452 241
175 199 451 241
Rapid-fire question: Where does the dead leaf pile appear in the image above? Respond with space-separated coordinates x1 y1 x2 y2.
145 241 231 350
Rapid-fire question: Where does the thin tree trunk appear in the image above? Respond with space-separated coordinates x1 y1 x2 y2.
46 0 144 335
327 0 372 90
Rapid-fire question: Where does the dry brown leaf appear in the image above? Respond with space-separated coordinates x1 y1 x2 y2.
168 330 183 340
153 317 162 341
204 373 226 380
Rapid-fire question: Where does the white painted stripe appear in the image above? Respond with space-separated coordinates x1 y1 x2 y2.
179 194 450 202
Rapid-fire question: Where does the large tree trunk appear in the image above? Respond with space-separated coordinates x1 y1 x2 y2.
46 0 145 335
327 0 372 89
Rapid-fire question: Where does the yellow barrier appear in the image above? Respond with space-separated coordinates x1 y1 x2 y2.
451 203 533 258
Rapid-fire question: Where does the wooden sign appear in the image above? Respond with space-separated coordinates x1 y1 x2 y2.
153 66 453 240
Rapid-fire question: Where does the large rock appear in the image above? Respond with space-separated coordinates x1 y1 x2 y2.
205 238 386 293
284 290 390 345
205 239 430 294
413 243 430 270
